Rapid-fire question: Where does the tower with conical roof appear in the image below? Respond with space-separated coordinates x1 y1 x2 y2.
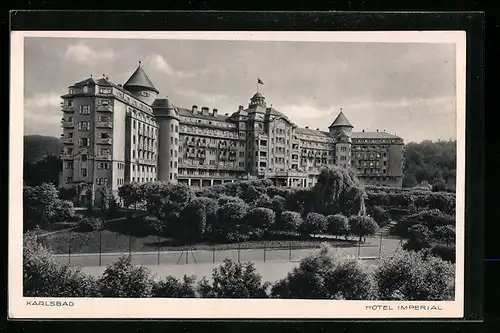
152 98 180 183
329 110 353 168
123 61 159 106
249 92 266 108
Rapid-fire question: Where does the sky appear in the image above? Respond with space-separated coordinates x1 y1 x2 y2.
23 37 457 143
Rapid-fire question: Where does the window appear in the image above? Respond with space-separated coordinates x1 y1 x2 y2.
132 177 135 182
81 154 87 162
175 125 179 133
169 173 173 180
175 138 178 145
174 150 177 158
79 105 91 115
133 150 136 159
78 138 90 147
82 168 87 177
69 89 75 95
100 132 110 139
140 91 150 97
133 120 136 129
174 173 177 179
170 161 173 167
132 165 135 171
239 152 245 157
174 162 177 168
65 177 73 184
171 137 174 144
99 87 112 94
83 86 89 93
78 121 91 131
171 124 174 131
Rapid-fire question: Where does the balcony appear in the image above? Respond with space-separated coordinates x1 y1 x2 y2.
96 138 112 145
61 121 74 128
61 105 75 112
138 158 156 165
96 154 112 161
96 121 113 128
96 105 113 112
60 137 74 144
138 143 144 150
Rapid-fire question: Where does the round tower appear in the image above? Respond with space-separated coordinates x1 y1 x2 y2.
329 111 353 168
123 61 159 105
152 98 180 183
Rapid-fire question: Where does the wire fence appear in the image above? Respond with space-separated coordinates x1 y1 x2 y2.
35 230 404 268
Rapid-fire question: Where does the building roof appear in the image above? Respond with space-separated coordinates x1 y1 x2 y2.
177 107 230 122
152 98 175 109
351 131 401 139
252 92 264 99
329 111 353 128
70 78 98 87
123 64 159 94
296 127 330 138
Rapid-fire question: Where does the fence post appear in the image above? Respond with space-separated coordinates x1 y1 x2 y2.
129 235 132 259
212 247 215 264
185 248 189 264
264 242 267 263
68 234 71 265
238 241 240 263
357 239 361 259
99 231 102 266
288 241 292 262
157 235 160 265
378 233 383 258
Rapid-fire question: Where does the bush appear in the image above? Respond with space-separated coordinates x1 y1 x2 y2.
403 224 432 252
299 212 328 236
218 195 246 206
98 256 154 297
245 207 276 231
432 225 456 245
177 198 208 242
23 233 99 297
430 243 456 263
207 201 249 242
348 215 378 242
254 194 272 208
78 217 104 232
152 275 197 298
271 243 375 299
368 205 390 227
394 209 455 237
280 210 303 232
52 200 77 222
374 250 455 301
197 259 270 298
326 214 350 238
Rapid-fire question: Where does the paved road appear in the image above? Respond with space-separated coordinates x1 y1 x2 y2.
54 237 402 268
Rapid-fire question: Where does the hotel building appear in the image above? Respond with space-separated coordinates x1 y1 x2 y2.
59 64 404 203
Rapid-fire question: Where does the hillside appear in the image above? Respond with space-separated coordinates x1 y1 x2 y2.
24 135 62 163
403 140 456 189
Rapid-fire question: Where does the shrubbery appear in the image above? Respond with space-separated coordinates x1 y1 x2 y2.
374 250 455 301
326 214 350 239
78 217 104 232
25 235 455 301
279 210 303 232
298 212 328 236
348 215 378 242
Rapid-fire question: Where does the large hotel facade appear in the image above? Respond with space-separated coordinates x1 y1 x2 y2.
59 64 404 201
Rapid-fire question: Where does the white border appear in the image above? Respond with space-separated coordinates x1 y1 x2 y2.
9 31 466 319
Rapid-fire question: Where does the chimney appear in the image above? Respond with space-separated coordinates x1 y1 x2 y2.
305 126 309 129
225 113 229 116
201 106 209 116
376 129 379 132
362 129 365 132
316 128 320 131
238 105 244 111
192 105 198 113
118 84 122 87
213 108 218 117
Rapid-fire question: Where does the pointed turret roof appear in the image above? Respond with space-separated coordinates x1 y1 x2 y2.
123 62 159 94
329 111 353 128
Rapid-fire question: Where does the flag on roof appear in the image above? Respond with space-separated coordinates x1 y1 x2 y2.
258 78 264 85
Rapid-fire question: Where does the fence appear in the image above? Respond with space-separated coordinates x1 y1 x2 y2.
35 230 404 268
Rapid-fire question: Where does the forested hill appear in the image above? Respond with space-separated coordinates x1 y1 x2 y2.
402 140 456 189
24 135 62 163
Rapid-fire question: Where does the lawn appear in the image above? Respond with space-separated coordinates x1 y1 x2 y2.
37 229 367 255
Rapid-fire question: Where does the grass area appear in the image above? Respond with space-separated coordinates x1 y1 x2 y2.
37 229 366 255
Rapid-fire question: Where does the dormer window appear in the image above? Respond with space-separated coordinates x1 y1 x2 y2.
140 91 150 97
83 86 89 93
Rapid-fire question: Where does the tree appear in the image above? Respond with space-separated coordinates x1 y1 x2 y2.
24 154 62 186
254 193 272 208
368 205 391 227
403 224 432 252
211 201 249 242
326 214 350 239
245 207 276 231
348 215 378 242
299 212 328 236
152 275 197 298
98 257 154 298
432 225 456 246
313 167 368 217
271 243 376 300
280 210 303 232
197 259 270 298
177 198 208 242
23 183 76 229
23 233 99 297
118 182 143 209
374 250 455 301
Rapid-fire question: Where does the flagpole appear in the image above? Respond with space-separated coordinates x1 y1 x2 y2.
257 78 259 93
